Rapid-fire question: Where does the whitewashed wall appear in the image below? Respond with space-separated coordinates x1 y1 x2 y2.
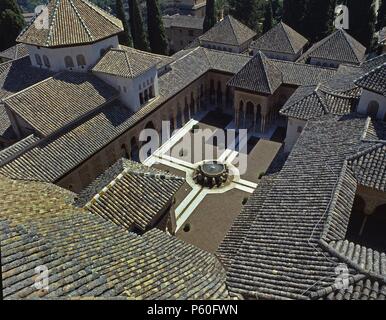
94 66 159 112
357 89 386 120
284 117 306 152
26 36 119 72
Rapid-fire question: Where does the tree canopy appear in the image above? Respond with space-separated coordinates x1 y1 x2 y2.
204 0 217 32
0 0 25 51
128 0 150 51
146 0 168 54
115 0 132 46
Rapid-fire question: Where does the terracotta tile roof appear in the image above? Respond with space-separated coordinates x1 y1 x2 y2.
228 52 335 94
4 72 118 137
77 158 184 232
93 46 174 78
199 15 256 47
0 134 39 165
0 48 250 183
0 44 28 61
220 113 386 299
280 85 357 120
251 22 308 55
298 29 366 65
228 51 282 94
0 57 55 100
0 174 229 299
348 144 386 192
355 63 386 96
17 0 123 47
163 14 204 30
271 59 336 86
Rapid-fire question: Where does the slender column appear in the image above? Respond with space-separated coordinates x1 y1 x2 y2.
181 107 185 125
253 105 257 132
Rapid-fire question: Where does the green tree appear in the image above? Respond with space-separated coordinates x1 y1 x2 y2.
204 0 217 32
262 1 273 33
271 0 283 21
347 0 376 48
303 0 336 42
115 0 132 46
128 0 150 51
282 0 306 33
0 0 25 51
146 0 168 54
377 0 386 30
228 0 259 31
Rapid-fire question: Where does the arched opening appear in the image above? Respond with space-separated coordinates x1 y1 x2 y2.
256 104 262 127
139 92 144 105
149 86 154 99
35 54 42 66
347 195 386 251
169 115 175 133
190 92 195 116
121 143 129 158
363 204 386 251
176 107 183 128
226 86 231 108
76 54 86 67
210 79 215 104
184 104 190 122
217 81 222 107
144 89 149 102
64 56 74 68
130 137 139 162
367 100 379 117
383 112 386 122
238 100 244 126
43 55 50 67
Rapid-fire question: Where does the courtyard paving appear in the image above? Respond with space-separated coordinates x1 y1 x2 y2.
144 109 283 252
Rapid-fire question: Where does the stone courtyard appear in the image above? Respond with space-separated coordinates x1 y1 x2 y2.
144 108 284 252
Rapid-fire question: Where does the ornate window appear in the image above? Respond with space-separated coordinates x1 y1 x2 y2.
64 56 74 68
76 54 86 66
35 54 42 66
42 55 50 67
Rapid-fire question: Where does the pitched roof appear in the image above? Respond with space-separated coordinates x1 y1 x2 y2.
251 22 308 55
298 29 366 65
92 46 174 78
228 51 282 94
17 0 123 48
0 48 250 183
354 63 386 96
0 104 14 140
0 44 28 61
0 56 54 100
163 14 204 30
220 113 386 299
0 175 229 299
3 72 118 137
271 59 336 86
348 144 386 192
199 15 256 46
0 134 39 165
77 158 184 232
280 85 357 120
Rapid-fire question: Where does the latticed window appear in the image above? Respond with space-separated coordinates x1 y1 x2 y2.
43 55 50 67
35 54 42 66
76 54 86 66
64 56 74 68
